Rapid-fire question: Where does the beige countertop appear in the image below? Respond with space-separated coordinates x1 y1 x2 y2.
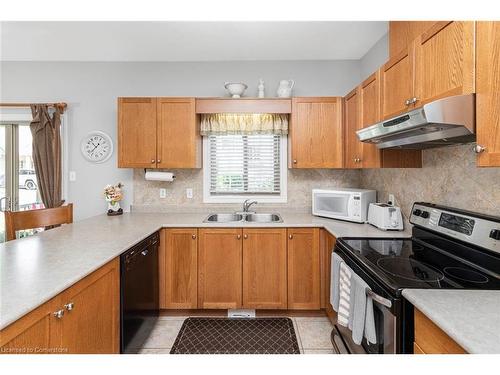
0 212 411 330
403 289 500 354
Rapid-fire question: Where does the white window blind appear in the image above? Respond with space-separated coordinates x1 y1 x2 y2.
208 134 281 195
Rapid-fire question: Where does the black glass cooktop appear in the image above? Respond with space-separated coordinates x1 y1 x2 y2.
336 235 500 294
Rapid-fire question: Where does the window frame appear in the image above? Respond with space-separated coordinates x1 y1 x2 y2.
202 134 288 203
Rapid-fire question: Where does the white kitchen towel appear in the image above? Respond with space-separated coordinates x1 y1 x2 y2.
330 252 343 310
348 271 377 345
337 262 352 327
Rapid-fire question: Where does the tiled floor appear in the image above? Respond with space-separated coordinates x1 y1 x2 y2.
131 315 334 354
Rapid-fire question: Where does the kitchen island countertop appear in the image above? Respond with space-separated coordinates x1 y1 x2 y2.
0 211 411 330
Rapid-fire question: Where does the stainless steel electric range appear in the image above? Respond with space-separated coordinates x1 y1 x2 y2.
332 202 500 354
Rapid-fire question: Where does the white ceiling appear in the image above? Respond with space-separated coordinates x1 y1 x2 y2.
0 21 388 62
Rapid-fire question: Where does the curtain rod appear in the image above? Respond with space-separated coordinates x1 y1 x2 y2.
0 102 67 113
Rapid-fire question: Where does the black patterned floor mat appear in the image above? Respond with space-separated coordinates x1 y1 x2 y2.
170 317 301 354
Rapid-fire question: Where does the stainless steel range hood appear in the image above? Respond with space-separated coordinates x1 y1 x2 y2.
356 94 475 149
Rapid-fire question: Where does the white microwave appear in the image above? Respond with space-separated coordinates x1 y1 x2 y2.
312 188 377 223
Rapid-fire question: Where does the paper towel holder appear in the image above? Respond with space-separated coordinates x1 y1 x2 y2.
143 169 176 181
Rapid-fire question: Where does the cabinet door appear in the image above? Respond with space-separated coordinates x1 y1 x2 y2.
476 21 500 167
242 228 287 309
344 88 362 169
198 229 242 309
287 228 320 310
157 97 201 168
319 229 336 310
59 258 120 354
0 296 62 354
414 22 475 106
290 97 343 168
161 228 198 309
389 21 439 57
359 72 382 168
389 21 413 57
118 97 157 168
381 47 415 120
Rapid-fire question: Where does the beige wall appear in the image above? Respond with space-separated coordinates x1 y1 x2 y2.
360 144 500 220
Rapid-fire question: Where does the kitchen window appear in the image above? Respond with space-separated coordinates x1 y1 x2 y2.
203 134 287 203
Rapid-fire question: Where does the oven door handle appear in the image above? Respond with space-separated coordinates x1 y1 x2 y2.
366 288 392 308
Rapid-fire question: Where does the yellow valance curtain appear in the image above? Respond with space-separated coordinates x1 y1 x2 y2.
200 113 289 136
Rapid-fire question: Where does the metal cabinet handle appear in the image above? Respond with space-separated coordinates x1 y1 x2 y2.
192 234 197 239
243 234 248 239
53 309 64 319
411 97 419 104
288 234 293 240
473 144 486 154
237 234 241 240
64 302 74 311
151 159 155 164
405 99 411 106
293 159 297 164
157 159 161 163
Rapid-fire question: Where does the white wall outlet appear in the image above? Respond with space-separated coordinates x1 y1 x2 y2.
186 188 193 199
159 188 167 199
69 171 76 182
388 194 395 206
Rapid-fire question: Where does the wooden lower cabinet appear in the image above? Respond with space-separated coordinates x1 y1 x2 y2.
414 308 466 354
287 228 321 310
198 228 243 309
319 229 336 310
160 228 198 309
242 228 287 309
0 258 120 354
58 259 120 353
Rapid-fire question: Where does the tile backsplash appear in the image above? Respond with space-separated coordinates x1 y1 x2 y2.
132 168 361 213
133 144 500 219
360 144 500 220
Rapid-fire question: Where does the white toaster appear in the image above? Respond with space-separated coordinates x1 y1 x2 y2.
368 203 404 231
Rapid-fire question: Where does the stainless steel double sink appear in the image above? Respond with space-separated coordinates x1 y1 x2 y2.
204 213 283 223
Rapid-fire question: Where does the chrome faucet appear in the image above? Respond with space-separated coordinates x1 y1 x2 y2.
242 199 258 213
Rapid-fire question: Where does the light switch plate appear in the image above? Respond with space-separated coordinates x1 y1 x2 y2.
69 171 76 182
186 188 193 199
159 188 167 199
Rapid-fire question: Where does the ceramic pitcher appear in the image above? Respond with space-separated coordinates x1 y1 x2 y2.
276 79 295 97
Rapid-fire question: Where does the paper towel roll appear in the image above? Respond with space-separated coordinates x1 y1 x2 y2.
145 171 176 182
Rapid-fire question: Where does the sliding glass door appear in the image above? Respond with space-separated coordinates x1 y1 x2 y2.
0 123 44 242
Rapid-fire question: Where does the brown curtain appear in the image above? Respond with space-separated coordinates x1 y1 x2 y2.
30 105 64 208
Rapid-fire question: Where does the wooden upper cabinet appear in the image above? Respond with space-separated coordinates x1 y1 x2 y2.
118 97 200 169
118 97 157 168
287 228 320 310
198 229 243 309
161 229 198 309
476 21 500 167
389 21 439 57
414 21 475 106
380 46 415 120
359 72 382 168
242 228 287 309
59 258 120 354
157 98 201 168
290 97 343 168
344 88 362 169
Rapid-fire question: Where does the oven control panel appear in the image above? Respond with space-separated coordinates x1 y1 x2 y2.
410 202 500 254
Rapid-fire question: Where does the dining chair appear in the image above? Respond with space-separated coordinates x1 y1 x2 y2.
4 203 73 241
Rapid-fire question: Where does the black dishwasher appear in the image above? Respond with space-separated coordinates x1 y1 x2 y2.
120 232 159 353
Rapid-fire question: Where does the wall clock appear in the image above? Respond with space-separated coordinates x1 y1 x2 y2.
81 131 113 163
